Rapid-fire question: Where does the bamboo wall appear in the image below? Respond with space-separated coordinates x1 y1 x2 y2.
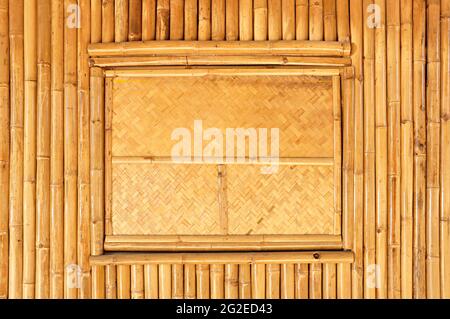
0 0 449 299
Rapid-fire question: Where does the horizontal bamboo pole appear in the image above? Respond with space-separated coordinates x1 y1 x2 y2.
88 40 352 57
90 251 354 266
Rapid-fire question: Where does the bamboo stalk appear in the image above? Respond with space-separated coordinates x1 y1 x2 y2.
171 264 184 298
350 0 364 299
102 0 115 43
64 0 78 299
238 264 251 298
183 264 195 299
254 0 268 41
35 0 51 299
266 264 280 299
336 0 350 42
239 0 253 40
425 0 441 300
337 263 351 298
50 0 64 299
128 0 142 41
294 264 308 298
309 0 323 40
105 265 116 299
400 0 413 299
280 264 294 298
142 0 156 40
117 265 130 299
323 0 336 41
91 0 102 43
196 264 210 299
8 0 24 299
210 264 224 298
282 0 295 40
363 0 376 300
268 0 281 40
144 264 158 298
104 78 112 236
226 0 238 40
322 263 336 299
156 0 170 40
199 0 211 40
224 264 238 298
211 0 225 40
295 0 308 40
22 0 37 299
159 264 172 298
115 0 129 42
0 0 9 299
441 0 450 299
333 75 342 236
184 0 197 40
309 263 322 299
131 265 144 299
91 265 104 298
251 264 265 298
413 0 426 299
170 0 184 40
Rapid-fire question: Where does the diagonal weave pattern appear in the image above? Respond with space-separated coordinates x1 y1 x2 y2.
112 75 334 158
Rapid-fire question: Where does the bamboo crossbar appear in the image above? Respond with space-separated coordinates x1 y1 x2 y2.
90 251 354 266
88 40 352 57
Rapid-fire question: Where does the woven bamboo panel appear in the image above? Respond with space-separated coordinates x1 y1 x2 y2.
112 75 334 158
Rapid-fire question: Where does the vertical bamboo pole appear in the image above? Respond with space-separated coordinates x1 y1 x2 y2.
251 264 265 299
22 0 37 299
131 265 144 299
156 0 170 40
184 0 197 40
196 264 210 299
336 0 350 42
400 0 413 299
309 263 322 299
142 0 156 40
337 263 351 298
115 0 129 42
211 0 225 40
36 0 51 299
254 0 268 41
426 0 441 299
309 0 323 40
268 0 281 40
170 0 183 40
225 264 238 298
129 0 142 41
144 264 158 299
64 0 78 299
105 265 116 299
91 0 102 43
210 264 224 299
0 0 9 300
199 0 211 40
238 264 251 298
350 0 364 299
102 0 115 43
363 0 376 300
266 264 280 299
239 0 253 40
226 0 238 40
183 264 195 299
282 0 295 40
8 0 24 299
295 0 308 40
441 0 450 299
117 265 130 299
50 0 64 299
413 0 426 299
323 0 336 41
294 264 308 298
386 0 401 299
322 263 336 299
159 264 172 299
171 264 184 298
280 264 294 299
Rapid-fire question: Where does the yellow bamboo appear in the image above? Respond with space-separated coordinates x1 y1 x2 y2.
142 0 156 40
254 0 268 41
268 0 281 40
210 264 224 298
295 0 308 40
91 0 102 43
309 263 322 299
224 264 238 298
144 264 158 298
266 264 280 299
226 0 238 40
105 265 116 299
50 0 64 299
91 265 104 299
8 0 24 299
238 264 251 298
22 0 37 299
128 0 142 41
115 0 129 42
211 0 225 40
337 263 351 298
102 0 115 43
251 264 265 298
183 264 195 299
159 264 172 298
322 263 336 299
170 0 184 40
156 0 170 40
199 0 211 40
323 0 336 41
184 0 197 40
172 264 184 298
104 78 112 236
239 0 253 40
0 0 9 300
131 265 144 299
294 264 308 298
309 0 323 40
117 265 130 299
196 264 210 299
336 0 349 42
280 264 294 298
281 0 295 40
